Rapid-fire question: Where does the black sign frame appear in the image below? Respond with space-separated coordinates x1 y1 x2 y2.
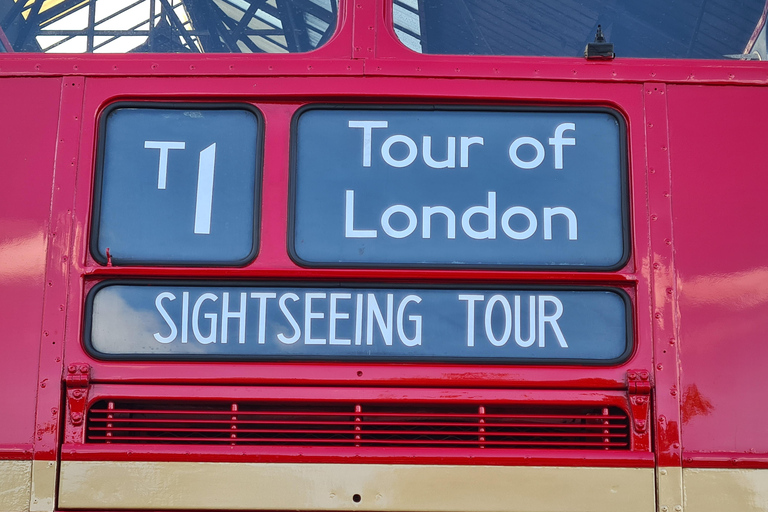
82 279 634 366
90 101 265 267
288 104 631 271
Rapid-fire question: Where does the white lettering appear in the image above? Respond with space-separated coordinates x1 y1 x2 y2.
194 143 216 235
538 295 567 348
461 192 496 240
144 141 185 189
543 207 578 240
348 120 388 167
422 206 456 239
221 292 247 344
460 136 484 168
192 293 218 344
250 292 276 344
153 292 177 343
382 135 418 167
397 295 422 346
366 293 393 346
484 295 512 347
345 190 377 238
277 293 301 344
329 293 352 345
355 293 364 345
514 295 536 347
548 123 576 170
381 204 417 238
304 292 327 345
181 291 189 343
509 137 545 169
422 136 455 168
501 206 538 240
459 294 484 347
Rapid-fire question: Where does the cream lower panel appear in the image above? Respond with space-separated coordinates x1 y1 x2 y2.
0 460 32 512
59 461 655 512
684 468 768 512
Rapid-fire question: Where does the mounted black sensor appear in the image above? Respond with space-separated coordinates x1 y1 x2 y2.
585 25 615 60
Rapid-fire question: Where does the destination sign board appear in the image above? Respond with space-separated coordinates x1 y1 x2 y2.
291 107 628 269
86 283 631 364
91 104 262 266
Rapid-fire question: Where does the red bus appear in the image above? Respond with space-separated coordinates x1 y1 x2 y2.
1 1 767 511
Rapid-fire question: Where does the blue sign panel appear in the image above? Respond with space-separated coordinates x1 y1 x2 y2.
292 107 628 268
86 282 631 364
92 104 261 266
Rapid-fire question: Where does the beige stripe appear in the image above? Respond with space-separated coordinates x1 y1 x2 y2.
684 467 768 512
658 466 683 512
30 460 56 512
0 460 32 512
59 461 654 511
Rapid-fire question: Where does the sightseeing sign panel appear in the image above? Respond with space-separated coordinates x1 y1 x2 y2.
291 107 628 269
86 283 631 364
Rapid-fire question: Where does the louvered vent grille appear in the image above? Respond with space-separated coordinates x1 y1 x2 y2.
86 400 630 450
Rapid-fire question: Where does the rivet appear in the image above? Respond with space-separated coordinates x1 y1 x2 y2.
675 506 682 511
660 469 667 475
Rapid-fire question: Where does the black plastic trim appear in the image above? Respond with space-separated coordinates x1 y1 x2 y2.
89 101 264 268
288 103 631 272
83 278 634 366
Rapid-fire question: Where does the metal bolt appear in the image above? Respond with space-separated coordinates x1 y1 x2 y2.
68 365 77 373
72 389 83 398
79 364 89 373
660 469 667 475
675 506 682 511
71 412 83 425
661 507 668 512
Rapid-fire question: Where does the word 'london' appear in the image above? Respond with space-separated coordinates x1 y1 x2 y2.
344 121 579 241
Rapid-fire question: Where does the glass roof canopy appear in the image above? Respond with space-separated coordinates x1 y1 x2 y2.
1 0 766 58
0 0 338 53
393 0 768 60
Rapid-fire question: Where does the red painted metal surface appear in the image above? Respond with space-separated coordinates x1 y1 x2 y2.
0 77 61 460
60 77 649 392
668 84 768 462
644 82 683 470
60 384 651 466
1 0 767 496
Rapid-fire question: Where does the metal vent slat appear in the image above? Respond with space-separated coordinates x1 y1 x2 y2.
86 400 630 450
